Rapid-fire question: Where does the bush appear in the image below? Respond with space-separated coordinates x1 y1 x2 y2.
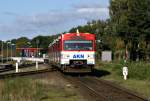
98 61 150 80
128 62 150 80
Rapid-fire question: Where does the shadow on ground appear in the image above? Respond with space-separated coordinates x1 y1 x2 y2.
64 69 110 77
91 69 110 77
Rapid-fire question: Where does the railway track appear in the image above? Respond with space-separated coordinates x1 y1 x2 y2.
0 68 56 79
0 67 15 73
64 75 149 101
0 63 38 73
93 77 149 101
1 65 148 101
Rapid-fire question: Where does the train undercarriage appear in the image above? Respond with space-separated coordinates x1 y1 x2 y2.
60 60 94 73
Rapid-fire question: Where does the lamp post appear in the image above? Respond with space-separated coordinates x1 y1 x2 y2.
36 39 39 57
7 41 11 62
95 29 101 59
1 40 4 64
27 42 31 57
11 44 12 61
7 42 8 62
11 43 15 61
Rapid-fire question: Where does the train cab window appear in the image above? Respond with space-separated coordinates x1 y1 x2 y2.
64 40 93 51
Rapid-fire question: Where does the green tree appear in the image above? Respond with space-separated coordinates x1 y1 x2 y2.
109 0 150 60
31 35 57 49
16 37 30 48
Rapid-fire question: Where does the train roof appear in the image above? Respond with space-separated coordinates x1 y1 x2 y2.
48 32 95 47
62 32 95 40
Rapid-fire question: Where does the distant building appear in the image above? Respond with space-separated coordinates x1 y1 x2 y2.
16 48 43 57
101 51 112 62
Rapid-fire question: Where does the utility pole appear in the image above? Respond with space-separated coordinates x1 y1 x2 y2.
11 43 15 61
1 41 3 64
7 42 8 62
36 39 39 57
6 41 11 62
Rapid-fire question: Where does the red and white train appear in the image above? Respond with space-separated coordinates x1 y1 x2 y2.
48 31 95 72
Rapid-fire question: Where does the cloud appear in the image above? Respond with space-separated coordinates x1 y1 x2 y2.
77 8 108 13
73 2 108 8
2 11 19 17
73 3 109 20
0 3 109 40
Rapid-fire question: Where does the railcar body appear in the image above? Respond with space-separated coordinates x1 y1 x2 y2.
48 32 95 72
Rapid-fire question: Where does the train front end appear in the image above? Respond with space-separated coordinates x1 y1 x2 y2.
60 33 95 72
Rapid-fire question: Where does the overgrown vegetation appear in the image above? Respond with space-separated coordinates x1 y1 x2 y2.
96 61 150 80
0 77 80 101
96 61 150 99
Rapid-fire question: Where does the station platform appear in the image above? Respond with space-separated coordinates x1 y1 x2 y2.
0 64 13 68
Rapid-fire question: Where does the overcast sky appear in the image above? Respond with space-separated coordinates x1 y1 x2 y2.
0 0 109 40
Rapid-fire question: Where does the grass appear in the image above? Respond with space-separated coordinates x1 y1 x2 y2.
96 61 150 99
0 77 82 101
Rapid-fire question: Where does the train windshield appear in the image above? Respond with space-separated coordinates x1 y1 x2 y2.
64 40 93 51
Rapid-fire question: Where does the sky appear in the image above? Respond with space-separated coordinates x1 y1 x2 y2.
0 0 109 40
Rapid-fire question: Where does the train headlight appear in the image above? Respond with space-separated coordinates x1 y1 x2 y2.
61 54 70 59
87 54 95 59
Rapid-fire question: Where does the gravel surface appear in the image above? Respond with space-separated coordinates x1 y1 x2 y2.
30 71 87 101
0 63 49 74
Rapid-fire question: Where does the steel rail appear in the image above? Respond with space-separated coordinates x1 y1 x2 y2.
0 68 55 79
62 73 149 101
94 77 149 101
62 75 106 101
